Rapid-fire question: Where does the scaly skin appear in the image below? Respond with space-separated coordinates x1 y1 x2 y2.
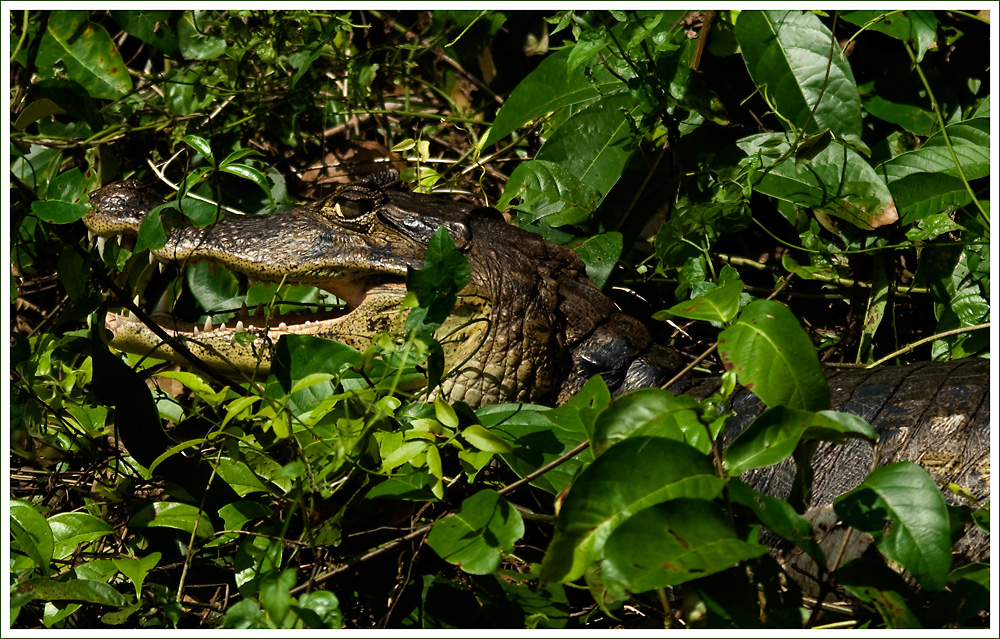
85 176 681 405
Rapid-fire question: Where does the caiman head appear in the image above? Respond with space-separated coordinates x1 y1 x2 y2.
85 174 680 407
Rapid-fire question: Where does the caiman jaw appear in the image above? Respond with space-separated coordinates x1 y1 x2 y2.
105 280 410 377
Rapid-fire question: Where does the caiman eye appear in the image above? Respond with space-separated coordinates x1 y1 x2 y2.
331 198 370 220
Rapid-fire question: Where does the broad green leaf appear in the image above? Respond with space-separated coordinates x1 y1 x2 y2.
592 389 709 455
380 440 428 472
30 168 90 223
296 590 344 629
736 10 862 137
267 334 363 415
484 403 592 495
738 133 898 230
878 118 990 184
219 163 272 199
12 577 128 607
129 501 215 539
718 299 831 410
427 489 525 575
889 173 971 224
724 407 876 475
112 552 162 598
48 512 113 560
834 462 952 591
35 11 133 100
133 204 168 253
215 457 271 497
178 10 227 60
540 437 725 584
10 500 54 573
499 159 602 230
483 47 627 147
603 499 767 592
462 424 515 454
534 93 648 200
658 279 744 324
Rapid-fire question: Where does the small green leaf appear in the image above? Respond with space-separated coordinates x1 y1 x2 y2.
13 577 127 607
48 512 113 560
658 279 744 324
462 424 515 454
541 437 725 584
10 500 54 573
35 11 133 100
129 501 215 539
603 500 768 592
427 489 524 575
724 407 876 475
574 232 623 290
31 168 89 223
112 552 162 599
182 134 214 162
718 299 831 410
593 389 709 455
834 462 952 591
219 163 272 199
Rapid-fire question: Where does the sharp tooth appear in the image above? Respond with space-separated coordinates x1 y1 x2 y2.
96 237 107 258
158 261 166 274
149 252 155 265
304 320 311 326
240 302 249 317
193 325 200 336
117 235 124 246
247 276 258 287
278 322 288 331
219 322 226 331
132 295 140 307
203 316 213 333
235 320 244 332
88 230 94 243
255 304 264 317
155 291 171 314
86 314 93 328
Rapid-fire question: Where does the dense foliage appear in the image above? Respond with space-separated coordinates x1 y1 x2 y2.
9 9 991 629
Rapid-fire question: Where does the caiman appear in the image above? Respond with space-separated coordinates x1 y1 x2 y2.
84 175 990 540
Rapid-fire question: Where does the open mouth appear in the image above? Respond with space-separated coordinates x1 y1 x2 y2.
102 252 410 376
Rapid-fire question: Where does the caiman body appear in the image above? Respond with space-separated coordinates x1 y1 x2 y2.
86 176 990 531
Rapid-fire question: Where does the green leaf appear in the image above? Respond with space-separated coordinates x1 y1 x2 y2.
178 11 227 60
259 569 296 624
462 424 515 454
35 11 133 100
736 10 861 137
658 279 744 324
219 163 272 199
12 577 128 607
840 11 938 62
540 437 725 584
156 370 228 406
10 500 54 573
879 118 990 183
267 334 363 415
112 552 162 599
182 134 214 162
534 93 647 200
603 500 768 592
483 47 626 147
48 512 113 560
30 168 90 223
129 501 215 539
890 173 971 225
832 558 923 628
738 133 899 230
834 462 952 591
718 299 831 410
499 160 602 231
133 204 168 253
427 490 524 575
573 232 622 290
110 10 180 56
724 407 876 475
592 389 710 455
295 591 343 629
366 468 437 501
